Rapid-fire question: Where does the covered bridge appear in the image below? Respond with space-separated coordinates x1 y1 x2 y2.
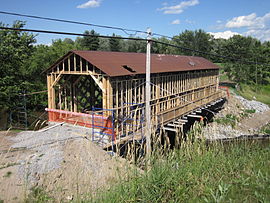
45 51 224 144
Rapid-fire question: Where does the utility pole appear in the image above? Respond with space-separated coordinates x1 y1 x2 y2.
255 58 258 93
145 28 152 161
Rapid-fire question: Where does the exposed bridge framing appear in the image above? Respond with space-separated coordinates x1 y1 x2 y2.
46 50 225 148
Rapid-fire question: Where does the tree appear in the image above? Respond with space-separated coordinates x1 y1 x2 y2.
78 30 99 50
109 33 121 52
173 29 213 58
0 21 36 111
126 38 146 53
151 37 176 54
222 35 261 83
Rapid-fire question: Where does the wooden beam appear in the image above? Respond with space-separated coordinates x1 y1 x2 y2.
167 123 183 128
102 77 107 110
47 74 52 109
51 70 64 87
163 127 178 132
107 78 113 109
90 74 105 93
50 74 56 109
187 114 202 119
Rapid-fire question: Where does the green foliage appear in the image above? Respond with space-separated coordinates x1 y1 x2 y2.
260 123 270 134
78 30 100 50
0 21 36 111
221 36 269 84
25 187 52 203
3 171 12 178
173 29 213 58
236 83 270 106
109 33 121 51
126 38 146 53
95 141 270 202
215 114 238 128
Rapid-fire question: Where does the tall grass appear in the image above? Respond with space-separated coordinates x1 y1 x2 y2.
21 124 270 202
95 128 270 202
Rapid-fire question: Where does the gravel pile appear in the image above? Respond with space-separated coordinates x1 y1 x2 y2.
9 123 93 185
203 123 245 140
235 95 270 113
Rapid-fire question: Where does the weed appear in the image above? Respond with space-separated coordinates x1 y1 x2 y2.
38 154 44 158
4 171 12 178
260 123 270 134
215 114 238 128
244 109 256 114
0 162 19 170
24 187 53 203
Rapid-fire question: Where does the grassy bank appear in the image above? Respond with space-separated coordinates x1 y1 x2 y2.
235 84 270 106
96 140 270 202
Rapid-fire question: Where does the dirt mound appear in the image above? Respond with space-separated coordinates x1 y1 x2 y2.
38 139 131 201
0 125 133 202
204 93 270 140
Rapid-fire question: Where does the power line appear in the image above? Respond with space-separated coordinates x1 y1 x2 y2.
0 10 147 36
152 33 174 40
0 26 268 66
152 39 269 66
0 10 181 40
0 26 147 41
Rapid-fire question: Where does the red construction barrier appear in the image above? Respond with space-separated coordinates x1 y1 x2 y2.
45 108 110 129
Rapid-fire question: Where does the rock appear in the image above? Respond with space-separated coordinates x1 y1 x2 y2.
235 95 269 113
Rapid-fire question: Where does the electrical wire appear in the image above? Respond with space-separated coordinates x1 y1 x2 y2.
152 33 174 40
0 26 147 41
0 10 268 66
151 39 269 66
0 10 147 36
0 26 268 66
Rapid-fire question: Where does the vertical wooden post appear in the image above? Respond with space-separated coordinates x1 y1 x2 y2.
102 76 107 110
73 83 77 112
47 74 52 109
145 28 152 160
50 74 56 109
107 78 113 109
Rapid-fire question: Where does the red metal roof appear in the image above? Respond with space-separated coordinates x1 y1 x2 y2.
49 50 219 77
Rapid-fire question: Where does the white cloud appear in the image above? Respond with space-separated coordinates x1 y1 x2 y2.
224 12 270 41
225 12 270 29
77 0 101 9
245 29 270 41
158 0 199 14
208 31 241 39
171 19 180 24
216 20 222 24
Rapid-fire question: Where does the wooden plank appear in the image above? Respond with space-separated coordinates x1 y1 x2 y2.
47 75 52 109
51 74 56 109
167 123 183 128
163 127 178 132
90 74 105 93
102 77 107 110
107 78 113 109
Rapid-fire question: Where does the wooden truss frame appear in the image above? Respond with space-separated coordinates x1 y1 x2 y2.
46 52 223 137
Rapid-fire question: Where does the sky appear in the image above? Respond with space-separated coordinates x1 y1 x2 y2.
1 0 270 44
